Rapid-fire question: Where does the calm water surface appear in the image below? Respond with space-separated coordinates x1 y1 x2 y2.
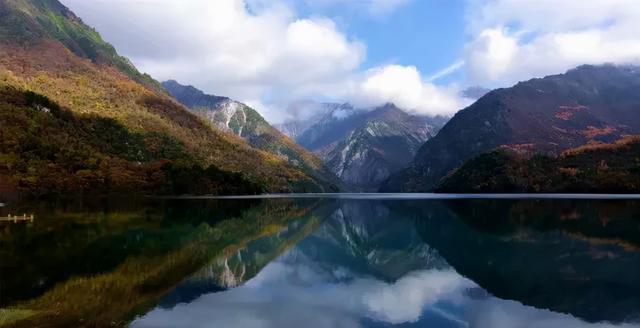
1 195 640 327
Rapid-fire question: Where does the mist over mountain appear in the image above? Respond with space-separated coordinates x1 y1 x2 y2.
275 102 347 140
461 86 491 100
281 102 447 190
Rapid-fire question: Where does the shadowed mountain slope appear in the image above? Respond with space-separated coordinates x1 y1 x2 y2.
382 65 640 192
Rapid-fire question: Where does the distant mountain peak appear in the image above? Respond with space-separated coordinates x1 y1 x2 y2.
288 102 448 190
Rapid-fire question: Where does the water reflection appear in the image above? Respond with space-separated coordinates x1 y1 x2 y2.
133 198 640 328
1 197 640 327
0 197 320 327
411 199 640 324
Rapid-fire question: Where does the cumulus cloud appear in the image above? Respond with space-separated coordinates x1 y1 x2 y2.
347 65 473 116
465 0 640 86
61 0 469 122
57 0 640 122
61 0 363 116
131 256 640 328
132 261 471 328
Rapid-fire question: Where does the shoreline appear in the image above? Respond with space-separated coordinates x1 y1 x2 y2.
159 193 640 200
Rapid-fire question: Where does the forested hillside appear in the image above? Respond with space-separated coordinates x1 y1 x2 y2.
437 137 640 193
0 0 336 195
382 65 640 192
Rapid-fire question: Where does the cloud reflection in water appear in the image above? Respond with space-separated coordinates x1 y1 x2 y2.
132 249 638 328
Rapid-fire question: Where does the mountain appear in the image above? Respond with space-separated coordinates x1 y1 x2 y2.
162 80 341 191
0 0 336 195
437 136 640 193
275 101 335 139
294 103 446 190
381 64 640 192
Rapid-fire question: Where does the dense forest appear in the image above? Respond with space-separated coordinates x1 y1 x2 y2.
0 85 265 195
437 137 640 193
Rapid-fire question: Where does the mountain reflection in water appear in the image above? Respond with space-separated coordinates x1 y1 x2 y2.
1 197 640 327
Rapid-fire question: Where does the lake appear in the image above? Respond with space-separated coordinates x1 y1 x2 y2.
1 195 640 327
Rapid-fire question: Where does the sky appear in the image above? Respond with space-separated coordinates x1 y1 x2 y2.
61 0 640 123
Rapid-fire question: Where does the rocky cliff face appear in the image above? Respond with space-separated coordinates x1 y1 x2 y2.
381 65 640 192
162 80 261 136
296 103 446 190
162 80 342 192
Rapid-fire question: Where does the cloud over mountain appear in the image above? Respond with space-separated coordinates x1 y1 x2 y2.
61 0 467 121
464 0 640 86
61 0 640 121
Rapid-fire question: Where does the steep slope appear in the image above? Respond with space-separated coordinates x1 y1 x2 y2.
382 65 640 192
162 80 340 191
0 0 161 92
297 103 446 190
437 136 640 193
0 86 264 195
0 0 333 194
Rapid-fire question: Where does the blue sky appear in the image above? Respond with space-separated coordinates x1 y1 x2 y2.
293 0 468 84
63 0 640 122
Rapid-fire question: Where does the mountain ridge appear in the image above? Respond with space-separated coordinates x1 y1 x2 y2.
162 80 341 191
0 0 338 194
381 64 640 192
290 102 447 190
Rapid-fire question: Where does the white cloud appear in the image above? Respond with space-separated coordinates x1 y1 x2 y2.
61 0 364 118
465 27 518 83
347 65 473 116
426 59 465 82
55 0 640 123
132 262 471 328
60 0 470 122
465 0 640 86
131 256 640 328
